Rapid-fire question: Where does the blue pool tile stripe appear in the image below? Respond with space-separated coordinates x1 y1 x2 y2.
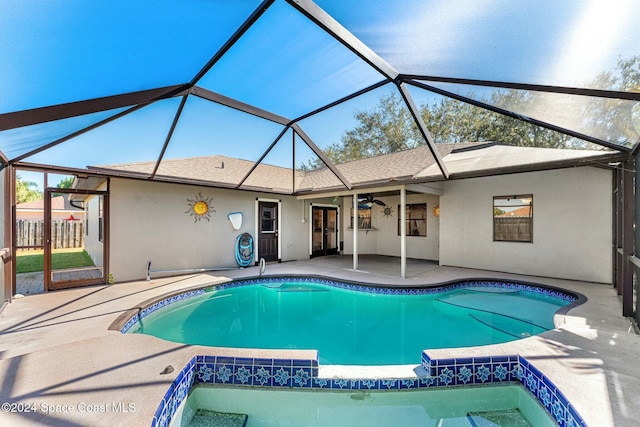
152 356 196 427
214 276 578 302
124 276 578 333
152 353 587 427
518 355 586 427
120 289 205 333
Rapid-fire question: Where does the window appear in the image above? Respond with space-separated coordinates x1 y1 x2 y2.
493 195 533 242
350 206 372 229
261 205 276 232
398 203 427 236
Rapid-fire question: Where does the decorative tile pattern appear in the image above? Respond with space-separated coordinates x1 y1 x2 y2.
518 356 587 427
120 290 205 333
151 356 196 427
214 276 578 302
153 353 587 427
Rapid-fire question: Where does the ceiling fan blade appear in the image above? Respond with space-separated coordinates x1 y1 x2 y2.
373 200 386 206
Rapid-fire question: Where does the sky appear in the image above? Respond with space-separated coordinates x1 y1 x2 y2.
2 0 639 190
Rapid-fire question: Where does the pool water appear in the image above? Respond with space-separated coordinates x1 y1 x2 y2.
172 384 556 427
132 280 569 365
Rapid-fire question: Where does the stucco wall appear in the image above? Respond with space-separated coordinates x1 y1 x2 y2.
84 194 104 267
439 166 612 283
109 179 310 282
341 193 441 260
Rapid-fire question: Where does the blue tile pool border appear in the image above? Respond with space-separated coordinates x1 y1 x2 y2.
118 274 582 333
213 275 579 302
119 289 205 333
151 352 586 427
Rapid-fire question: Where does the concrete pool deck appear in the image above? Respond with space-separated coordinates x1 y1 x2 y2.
0 255 638 426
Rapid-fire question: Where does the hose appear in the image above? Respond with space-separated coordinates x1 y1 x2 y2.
235 233 254 267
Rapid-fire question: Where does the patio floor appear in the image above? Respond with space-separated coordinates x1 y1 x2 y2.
15 267 104 296
0 256 639 426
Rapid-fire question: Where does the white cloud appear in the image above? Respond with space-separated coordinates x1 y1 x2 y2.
548 0 634 86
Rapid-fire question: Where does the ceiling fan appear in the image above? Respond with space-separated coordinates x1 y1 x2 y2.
359 194 386 207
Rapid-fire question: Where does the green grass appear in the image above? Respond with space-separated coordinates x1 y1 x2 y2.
16 249 95 274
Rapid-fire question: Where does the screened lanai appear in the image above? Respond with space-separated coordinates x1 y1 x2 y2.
1 0 639 317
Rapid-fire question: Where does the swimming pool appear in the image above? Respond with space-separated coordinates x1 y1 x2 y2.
125 276 578 365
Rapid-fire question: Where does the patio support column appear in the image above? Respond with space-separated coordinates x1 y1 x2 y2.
615 166 623 293
621 159 634 317
400 187 406 279
353 194 358 271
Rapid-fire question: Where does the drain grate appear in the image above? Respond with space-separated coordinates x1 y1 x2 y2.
188 409 248 427
467 409 534 427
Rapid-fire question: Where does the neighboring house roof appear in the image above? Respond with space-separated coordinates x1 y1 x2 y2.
497 206 532 217
16 195 83 211
88 142 622 195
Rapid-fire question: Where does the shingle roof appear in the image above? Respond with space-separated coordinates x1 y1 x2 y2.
16 195 83 211
89 142 621 194
414 144 617 179
497 206 532 217
296 142 483 192
91 155 300 193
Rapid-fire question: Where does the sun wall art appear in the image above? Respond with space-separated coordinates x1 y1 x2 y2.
186 192 215 222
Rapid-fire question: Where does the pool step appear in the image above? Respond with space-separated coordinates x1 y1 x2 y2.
188 409 248 427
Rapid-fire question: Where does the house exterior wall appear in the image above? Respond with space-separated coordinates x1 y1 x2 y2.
341 193 440 260
440 166 612 283
84 192 104 267
108 179 310 282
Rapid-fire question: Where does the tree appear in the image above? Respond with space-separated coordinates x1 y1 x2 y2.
583 56 640 147
16 176 42 203
305 55 639 168
52 176 75 197
56 176 74 189
300 93 420 169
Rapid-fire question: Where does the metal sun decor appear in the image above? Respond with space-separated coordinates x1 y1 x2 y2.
186 192 215 222
382 206 393 217
432 205 440 218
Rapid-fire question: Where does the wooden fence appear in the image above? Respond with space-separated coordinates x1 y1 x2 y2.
17 220 84 250
494 217 532 242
